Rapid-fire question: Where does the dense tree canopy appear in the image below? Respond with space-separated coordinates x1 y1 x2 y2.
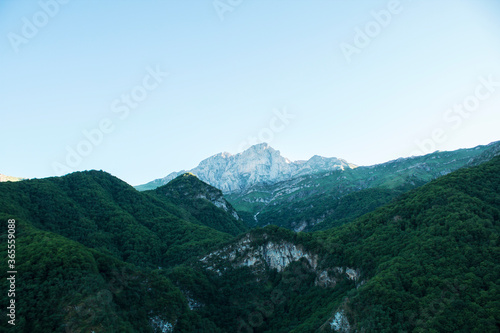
0 156 499 332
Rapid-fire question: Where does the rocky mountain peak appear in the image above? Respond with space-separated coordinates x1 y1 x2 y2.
136 144 357 193
248 142 271 151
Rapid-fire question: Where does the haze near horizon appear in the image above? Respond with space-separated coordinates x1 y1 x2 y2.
1 0 499 185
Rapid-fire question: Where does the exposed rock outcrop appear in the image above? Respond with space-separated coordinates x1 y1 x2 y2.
137 143 355 193
330 310 351 332
150 316 174 333
200 233 360 289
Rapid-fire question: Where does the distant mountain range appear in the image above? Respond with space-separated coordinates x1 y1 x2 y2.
0 173 24 182
135 143 356 192
137 141 500 195
137 140 500 232
2 147 499 331
228 140 500 231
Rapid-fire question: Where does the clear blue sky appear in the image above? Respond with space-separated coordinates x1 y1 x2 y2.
1 0 499 185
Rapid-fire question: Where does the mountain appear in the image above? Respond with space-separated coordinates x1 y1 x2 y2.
1 150 499 332
227 141 500 232
466 140 500 166
135 143 356 193
145 173 247 236
0 170 253 332
169 155 500 332
312 154 500 331
136 141 500 232
0 173 24 182
0 170 240 267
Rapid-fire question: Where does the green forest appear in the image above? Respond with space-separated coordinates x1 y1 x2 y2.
1 156 499 332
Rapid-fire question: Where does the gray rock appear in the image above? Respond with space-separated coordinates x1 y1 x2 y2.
138 143 355 193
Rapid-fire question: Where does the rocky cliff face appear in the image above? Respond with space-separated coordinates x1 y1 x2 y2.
226 140 500 232
200 233 360 289
136 143 356 193
201 234 318 273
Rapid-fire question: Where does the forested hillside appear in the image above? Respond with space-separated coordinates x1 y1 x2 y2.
1 221 188 332
227 142 500 232
168 156 500 332
1 156 499 332
313 155 500 332
0 171 249 331
146 173 247 236
0 171 239 267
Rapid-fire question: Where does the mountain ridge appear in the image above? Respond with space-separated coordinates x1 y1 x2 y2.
135 143 356 193
166 155 500 332
145 173 248 236
136 141 500 197
1 146 499 331
226 141 500 231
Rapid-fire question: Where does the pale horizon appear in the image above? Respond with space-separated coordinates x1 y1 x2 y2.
1 0 499 185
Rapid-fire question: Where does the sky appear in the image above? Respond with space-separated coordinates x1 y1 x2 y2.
1 0 499 185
